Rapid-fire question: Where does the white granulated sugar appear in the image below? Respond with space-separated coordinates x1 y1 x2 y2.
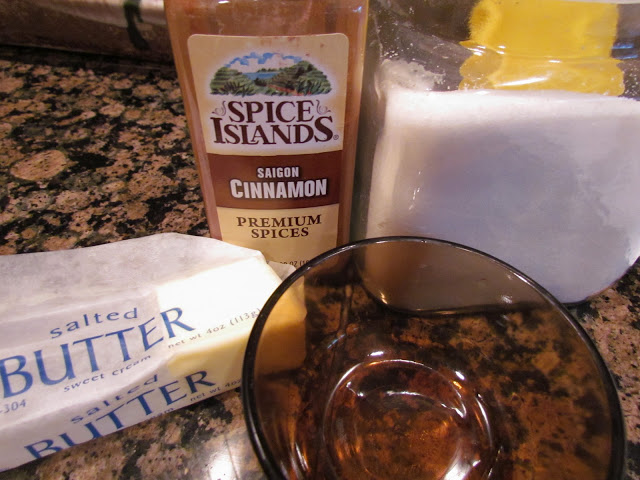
374 59 445 92
366 61 640 303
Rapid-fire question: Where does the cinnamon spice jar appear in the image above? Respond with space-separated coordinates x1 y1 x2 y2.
164 0 368 267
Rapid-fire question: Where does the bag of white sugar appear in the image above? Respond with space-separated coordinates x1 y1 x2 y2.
0 233 293 471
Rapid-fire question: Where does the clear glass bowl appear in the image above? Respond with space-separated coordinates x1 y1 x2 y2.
242 237 625 479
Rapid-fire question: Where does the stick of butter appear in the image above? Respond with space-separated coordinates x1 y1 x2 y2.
0 233 292 472
255 277 307 375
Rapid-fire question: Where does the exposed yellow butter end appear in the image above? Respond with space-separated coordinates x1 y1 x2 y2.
166 328 249 385
257 278 307 375
159 254 286 389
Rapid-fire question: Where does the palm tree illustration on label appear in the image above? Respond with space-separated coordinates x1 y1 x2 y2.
209 52 332 96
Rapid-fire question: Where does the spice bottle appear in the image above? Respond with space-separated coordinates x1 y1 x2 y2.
164 0 368 268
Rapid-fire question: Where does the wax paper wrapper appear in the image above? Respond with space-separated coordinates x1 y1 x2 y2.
0 233 292 471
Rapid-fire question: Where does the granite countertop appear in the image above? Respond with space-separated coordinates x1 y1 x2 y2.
0 45 639 479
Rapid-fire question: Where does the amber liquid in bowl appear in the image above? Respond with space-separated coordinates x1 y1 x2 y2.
323 357 498 479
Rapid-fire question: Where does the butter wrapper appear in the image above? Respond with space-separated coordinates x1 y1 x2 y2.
0 233 290 471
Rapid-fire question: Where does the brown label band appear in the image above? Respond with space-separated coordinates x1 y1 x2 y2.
209 151 342 209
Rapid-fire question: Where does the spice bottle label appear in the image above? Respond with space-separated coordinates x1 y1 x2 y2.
188 34 349 266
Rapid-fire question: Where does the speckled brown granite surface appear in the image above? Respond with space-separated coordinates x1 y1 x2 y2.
0 44 638 479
